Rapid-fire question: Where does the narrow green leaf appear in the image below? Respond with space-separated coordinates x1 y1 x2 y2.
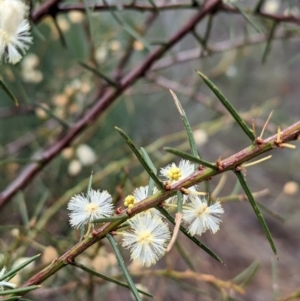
230 179 242 195
0 286 40 296
80 173 94 239
107 234 143 301
115 127 164 189
253 0 264 12
192 30 205 49
257 201 285 222
147 0 159 12
31 23 46 41
79 223 85 241
31 191 49 221
71 261 153 297
164 147 217 170
52 16 67 48
79 61 119 87
0 254 41 281
15 192 29 231
235 171 277 255
147 179 155 196
0 79 18 106
169 90 200 159
157 207 224 264
1 296 21 301
103 0 151 51
261 21 278 64
9 66 30 104
140 147 157 196
87 172 93 194
232 261 260 287
197 71 255 142
203 14 213 50
177 191 183 213
175 241 195 271
83 0 93 39
91 215 127 224
232 3 263 33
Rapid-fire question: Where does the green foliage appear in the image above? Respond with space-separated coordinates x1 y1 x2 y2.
0 1 300 301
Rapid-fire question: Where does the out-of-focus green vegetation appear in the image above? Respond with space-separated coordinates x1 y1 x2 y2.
0 0 300 300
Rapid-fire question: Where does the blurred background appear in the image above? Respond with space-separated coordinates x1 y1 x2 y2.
0 0 300 300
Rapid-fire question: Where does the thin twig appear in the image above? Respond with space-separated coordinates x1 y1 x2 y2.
0 0 222 208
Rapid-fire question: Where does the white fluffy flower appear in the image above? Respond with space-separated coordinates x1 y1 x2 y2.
182 197 224 236
160 160 195 184
160 160 197 203
68 189 114 228
0 266 16 290
132 186 161 217
0 0 33 64
121 213 171 267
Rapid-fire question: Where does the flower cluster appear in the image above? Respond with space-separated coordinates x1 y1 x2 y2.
160 160 198 203
121 212 171 267
67 160 224 267
124 185 161 217
67 189 114 229
0 0 32 64
182 196 224 236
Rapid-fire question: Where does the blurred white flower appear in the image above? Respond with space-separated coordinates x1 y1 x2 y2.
68 11 84 23
109 40 121 52
21 53 39 70
21 53 43 83
68 159 82 176
22 69 43 83
0 0 32 64
41 246 58 265
9 256 36 287
133 40 144 51
57 16 70 32
12 257 35 273
12 257 35 274
226 65 237 78
95 46 107 63
0 266 16 290
61 147 74 160
121 213 171 267
283 181 299 195
182 197 224 236
193 129 208 146
283 6 299 17
263 0 280 14
76 144 97 166
68 189 114 228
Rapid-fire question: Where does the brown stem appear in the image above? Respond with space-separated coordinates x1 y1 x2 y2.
55 2 300 25
17 120 300 295
0 0 221 208
31 0 62 22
